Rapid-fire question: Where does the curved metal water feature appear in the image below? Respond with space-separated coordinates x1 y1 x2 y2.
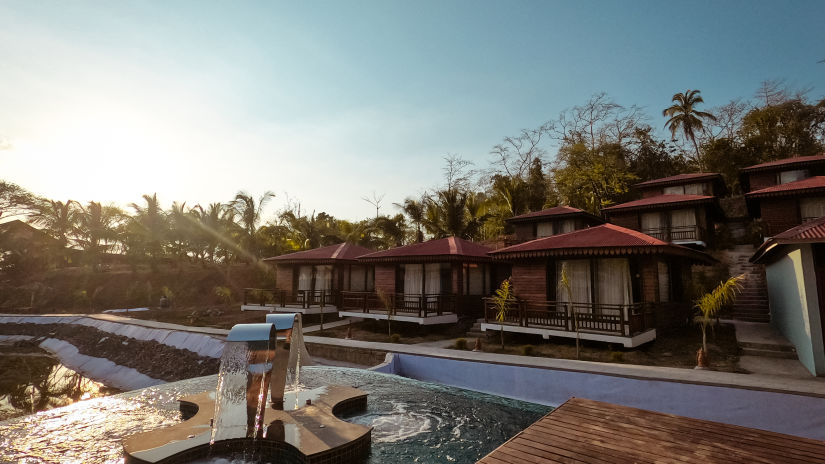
123 314 371 464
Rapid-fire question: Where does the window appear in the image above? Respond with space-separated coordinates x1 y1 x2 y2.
350 265 367 291
801 197 825 221
404 264 424 295
536 221 554 238
297 266 312 291
556 260 591 306
558 219 575 234
683 183 706 195
315 265 332 291
778 169 808 184
663 185 685 195
670 209 696 229
465 263 485 295
596 259 632 308
641 212 663 234
556 258 632 312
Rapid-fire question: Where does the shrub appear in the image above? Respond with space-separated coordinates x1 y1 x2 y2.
454 338 468 350
213 286 233 304
520 345 535 356
389 333 401 343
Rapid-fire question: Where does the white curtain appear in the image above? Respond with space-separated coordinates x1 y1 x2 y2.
801 197 825 220
663 185 684 195
683 183 705 195
350 265 366 291
404 264 424 295
596 259 631 308
670 209 696 229
536 222 554 238
641 212 662 232
558 219 575 234
315 265 332 291
467 264 484 295
425 263 442 294
297 266 312 291
658 261 670 303
779 169 807 184
557 260 591 307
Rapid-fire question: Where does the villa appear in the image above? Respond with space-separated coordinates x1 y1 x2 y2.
486 223 715 347
506 205 604 243
742 155 825 237
244 242 374 314
337 236 501 325
750 216 825 376
602 173 726 247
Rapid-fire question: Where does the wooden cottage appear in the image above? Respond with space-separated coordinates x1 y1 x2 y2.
338 236 499 325
742 155 825 237
602 173 726 247
751 216 825 376
246 242 374 314
506 206 604 243
486 223 715 347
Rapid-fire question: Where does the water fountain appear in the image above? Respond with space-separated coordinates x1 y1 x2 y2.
123 313 372 464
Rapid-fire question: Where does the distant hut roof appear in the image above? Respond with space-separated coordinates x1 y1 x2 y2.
263 242 374 265
357 236 493 263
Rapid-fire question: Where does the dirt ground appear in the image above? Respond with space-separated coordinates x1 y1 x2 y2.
462 324 742 372
312 319 472 344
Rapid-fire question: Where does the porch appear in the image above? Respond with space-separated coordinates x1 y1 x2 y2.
337 291 459 325
480 299 656 348
641 224 705 244
240 288 339 314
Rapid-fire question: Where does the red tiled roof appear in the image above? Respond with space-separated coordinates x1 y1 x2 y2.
506 206 603 224
358 236 493 263
602 194 714 212
742 154 825 172
490 223 714 263
751 216 825 263
635 172 722 188
263 242 373 264
745 176 825 198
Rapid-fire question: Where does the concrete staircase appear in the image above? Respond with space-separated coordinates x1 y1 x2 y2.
466 319 489 339
724 245 771 323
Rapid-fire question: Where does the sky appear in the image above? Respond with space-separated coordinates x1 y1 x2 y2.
0 0 823 222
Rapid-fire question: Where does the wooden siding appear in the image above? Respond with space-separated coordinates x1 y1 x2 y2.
478 397 825 464
275 265 293 298
639 257 658 303
761 197 801 236
511 262 547 302
749 171 777 192
513 223 535 242
607 212 640 230
374 264 395 294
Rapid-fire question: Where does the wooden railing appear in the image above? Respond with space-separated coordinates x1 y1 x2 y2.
339 291 456 318
483 299 655 337
641 225 703 242
243 288 337 308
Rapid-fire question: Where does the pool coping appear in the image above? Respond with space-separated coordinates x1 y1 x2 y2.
2 313 824 398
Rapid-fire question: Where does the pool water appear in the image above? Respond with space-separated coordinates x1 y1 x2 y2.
0 366 550 464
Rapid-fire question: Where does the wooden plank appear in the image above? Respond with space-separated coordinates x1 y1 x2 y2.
477 398 825 464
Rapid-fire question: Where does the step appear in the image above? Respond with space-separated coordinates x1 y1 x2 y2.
739 340 796 352
741 347 798 359
733 315 771 323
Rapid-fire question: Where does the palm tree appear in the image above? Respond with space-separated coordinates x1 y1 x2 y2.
76 201 123 269
694 274 744 368
30 199 79 267
167 201 191 262
231 191 275 261
663 89 717 171
129 193 167 264
394 197 425 243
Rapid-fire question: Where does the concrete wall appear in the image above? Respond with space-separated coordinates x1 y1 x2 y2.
766 245 825 376
374 353 825 441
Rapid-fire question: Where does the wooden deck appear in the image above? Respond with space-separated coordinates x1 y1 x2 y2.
478 397 825 464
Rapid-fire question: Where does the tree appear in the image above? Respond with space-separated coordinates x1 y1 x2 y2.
694 275 744 368
30 199 79 267
553 142 637 214
129 193 167 264
740 98 825 161
395 197 426 243
76 201 124 269
627 126 688 183
0 181 36 220
231 191 275 261
491 278 515 350
663 89 717 171
525 158 548 211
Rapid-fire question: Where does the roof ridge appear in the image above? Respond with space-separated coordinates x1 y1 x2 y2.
329 242 346 259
